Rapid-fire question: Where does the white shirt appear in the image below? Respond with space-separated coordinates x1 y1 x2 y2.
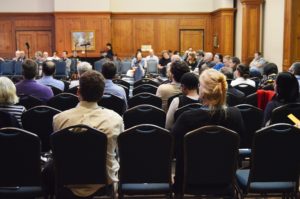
231 77 256 88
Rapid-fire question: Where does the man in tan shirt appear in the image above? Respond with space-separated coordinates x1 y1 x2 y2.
156 61 190 111
52 70 124 197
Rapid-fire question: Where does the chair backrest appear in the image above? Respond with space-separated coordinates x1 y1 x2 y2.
47 93 79 111
128 92 162 108
270 103 300 125
174 103 202 122
0 110 21 128
123 104 166 129
146 60 158 74
249 123 300 185
98 93 126 116
0 127 41 186
112 78 130 90
50 125 107 185
22 105 61 152
47 85 63 96
184 125 239 187
14 61 23 76
234 83 257 96
226 92 244 107
118 124 173 184
132 84 158 96
120 61 132 75
94 60 106 72
245 92 257 107
167 93 182 109
66 86 79 95
1 61 15 76
116 84 129 99
133 78 160 88
62 80 70 92
55 61 67 76
17 94 45 110
235 104 263 148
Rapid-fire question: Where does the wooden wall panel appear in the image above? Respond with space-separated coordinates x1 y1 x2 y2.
0 20 13 58
155 19 178 54
133 19 155 53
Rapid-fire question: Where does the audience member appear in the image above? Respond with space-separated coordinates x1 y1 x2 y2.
131 52 146 81
263 72 299 126
249 51 266 74
0 77 26 126
102 61 127 106
145 49 159 63
51 51 60 60
223 55 231 68
37 61 65 91
34 51 44 76
165 72 199 130
185 52 198 71
158 50 171 77
289 62 300 92
171 69 244 193
156 61 190 111
61 50 71 77
43 51 50 61
18 50 26 62
259 63 278 90
199 52 216 74
105 43 114 60
229 56 240 72
12 50 21 61
231 64 256 87
69 61 92 89
51 70 124 197
15 59 53 101
213 53 225 71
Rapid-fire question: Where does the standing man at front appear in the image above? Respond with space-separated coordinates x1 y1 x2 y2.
53 70 124 197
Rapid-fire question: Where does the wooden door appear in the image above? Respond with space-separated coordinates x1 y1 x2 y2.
180 30 204 54
16 31 52 59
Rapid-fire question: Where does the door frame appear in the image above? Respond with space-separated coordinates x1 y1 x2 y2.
179 29 205 54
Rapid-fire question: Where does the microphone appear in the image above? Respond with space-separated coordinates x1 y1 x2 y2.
80 42 91 46
25 42 30 49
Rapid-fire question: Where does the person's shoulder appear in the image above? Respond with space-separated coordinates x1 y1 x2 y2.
99 107 123 122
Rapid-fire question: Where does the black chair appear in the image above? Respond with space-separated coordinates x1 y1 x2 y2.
182 125 240 198
0 110 21 128
117 84 130 100
47 85 63 96
133 78 159 88
123 104 166 129
235 104 263 148
62 80 70 92
17 94 45 110
128 92 162 108
244 92 257 107
167 93 182 109
234 83 257 96
174 103 202 122
66 86 79 95
0 127 46 198
0 61 14 78
236 123 300 198
14 61 23 77
227 92 244 107
94 59 107 72
270 103 300 125
112 79 130 90
22 105 61 152
98 93 126 116
146 60 159 76
47 93 79 111
118 124 173 198
54 61 67 79
50 125 112 198
132 84 157 96
120 61 132 77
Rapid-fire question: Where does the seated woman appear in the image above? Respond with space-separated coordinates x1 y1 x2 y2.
171 69 245 193
185 52 198 71
263 72 299 126
165 72 200 130
212 53 225 71
0 77 26 126
231 64 256 88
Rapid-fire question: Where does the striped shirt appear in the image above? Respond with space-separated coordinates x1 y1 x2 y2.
0 105 26 127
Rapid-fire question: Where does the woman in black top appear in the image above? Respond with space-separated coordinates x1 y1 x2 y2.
171 69 245 193
158 50 171 77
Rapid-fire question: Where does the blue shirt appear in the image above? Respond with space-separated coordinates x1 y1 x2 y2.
104 79 127 107
213 63 225 71
37 76 65 91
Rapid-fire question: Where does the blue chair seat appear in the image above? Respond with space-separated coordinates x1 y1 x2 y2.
0 186 44 198
236 169 296 193
120 183 170 195
184 183 234 196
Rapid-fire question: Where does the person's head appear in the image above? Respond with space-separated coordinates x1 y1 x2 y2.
275 72 299 103
236 64 250 79
180 72 199 95
223 55 231 67
171 54 181 63
19 50 25 58
173 50 180 55
102 61 117 79
263 63 278 76
106 43 112 50
78 70 105 102
214 53 223 63
197 51 205 59
35 51 43 60
162 50 170 59
53 51 58 56
43 51 49 59
220 66 234 80
42 61 56 76
72 50 77 57
204 52 213 62
61 51 68 58
15 50 20 58
170 61 190 83
289 62 300 75
22 59 37 79
136 52 142 61
229 56 240 71
254 51 262 59
188 52 196 62
77 61 92 76
199 69 227 109
0 77 19 105
148 49 154 56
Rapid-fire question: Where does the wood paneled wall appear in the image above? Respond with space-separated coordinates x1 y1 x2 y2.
0 13 53 58
0 10 236 59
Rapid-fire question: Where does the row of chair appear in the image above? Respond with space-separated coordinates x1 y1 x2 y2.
0 123 299 198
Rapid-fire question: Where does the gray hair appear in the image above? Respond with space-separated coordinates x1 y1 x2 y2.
77 61 92 76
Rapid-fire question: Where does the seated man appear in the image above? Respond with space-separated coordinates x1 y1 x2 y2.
156 61 190 111
16 59 53 101
69 61 92 88
52 70 124 197
37 61 65 91
102 62 127 107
